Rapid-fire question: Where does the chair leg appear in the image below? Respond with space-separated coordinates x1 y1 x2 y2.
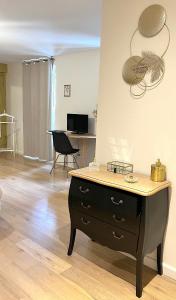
66 155 68 170
50 154 60 174
73 155 79 169
64 155 68 174
65 155 69 177
63 155 66 169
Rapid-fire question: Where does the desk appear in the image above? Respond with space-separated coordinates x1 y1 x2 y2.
68 133 96 167
47 131 96 167
67 133 96 139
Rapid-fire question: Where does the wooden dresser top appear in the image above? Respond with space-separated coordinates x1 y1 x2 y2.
69 166 170 196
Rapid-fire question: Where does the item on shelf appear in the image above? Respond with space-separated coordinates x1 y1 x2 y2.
89 158 100 170
92 105 98 119
124 174 138 183
151 159 166 182
107 161 133 175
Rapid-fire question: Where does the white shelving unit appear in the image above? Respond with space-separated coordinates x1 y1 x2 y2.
0 111 16 157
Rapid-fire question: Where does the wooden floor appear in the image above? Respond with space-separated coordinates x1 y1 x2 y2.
0 155 175 300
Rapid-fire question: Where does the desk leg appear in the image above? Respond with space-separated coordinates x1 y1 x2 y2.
68 136 96 168
79 139 88 167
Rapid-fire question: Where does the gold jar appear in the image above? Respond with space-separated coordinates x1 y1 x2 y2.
151 159 166 182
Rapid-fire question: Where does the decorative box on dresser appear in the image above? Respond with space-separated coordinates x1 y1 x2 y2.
67 166 170 298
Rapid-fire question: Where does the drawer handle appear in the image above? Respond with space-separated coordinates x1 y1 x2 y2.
112 231 124 240
81 202 91 209
111 197 123 206
113 214 126 223
81 217 90 225
79 186 90 194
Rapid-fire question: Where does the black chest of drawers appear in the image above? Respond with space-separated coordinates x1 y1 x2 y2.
67 175 169 298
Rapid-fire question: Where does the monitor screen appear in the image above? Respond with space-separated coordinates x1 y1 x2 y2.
67 114 88 134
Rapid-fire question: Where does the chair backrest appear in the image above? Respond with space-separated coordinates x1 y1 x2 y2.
52 132 73 154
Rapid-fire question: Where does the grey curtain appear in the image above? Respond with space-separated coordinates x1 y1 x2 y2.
23 59 54 161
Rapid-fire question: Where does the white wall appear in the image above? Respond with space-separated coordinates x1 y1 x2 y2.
96 0 176 279
54 50 100 133
6 63 23 154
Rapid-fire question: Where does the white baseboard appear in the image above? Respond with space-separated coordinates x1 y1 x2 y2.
143 255 176 280
163 263 176 280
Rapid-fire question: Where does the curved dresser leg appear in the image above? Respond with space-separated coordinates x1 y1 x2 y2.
67 226 76 256
157 242 164 275
136 256 144 298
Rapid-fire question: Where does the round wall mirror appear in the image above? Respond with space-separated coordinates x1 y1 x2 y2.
138 5 166 37
122 56 147 85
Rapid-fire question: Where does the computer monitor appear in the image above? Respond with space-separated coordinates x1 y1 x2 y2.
67 114 88 134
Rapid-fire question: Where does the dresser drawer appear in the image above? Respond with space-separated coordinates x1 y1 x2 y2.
69 177 102 201
69 177 141 221
69 177 106 213
70 209 138 256
104 188 140 218
69 193 140 234
105 212 140 234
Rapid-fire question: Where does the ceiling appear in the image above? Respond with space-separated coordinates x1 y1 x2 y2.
0 0 102 62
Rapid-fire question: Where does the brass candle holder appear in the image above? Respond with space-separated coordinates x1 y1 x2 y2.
151 159 166 182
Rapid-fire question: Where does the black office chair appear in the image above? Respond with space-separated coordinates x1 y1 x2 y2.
50 131 79 174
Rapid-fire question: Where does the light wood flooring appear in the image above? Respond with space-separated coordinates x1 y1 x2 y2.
0 155 175 300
